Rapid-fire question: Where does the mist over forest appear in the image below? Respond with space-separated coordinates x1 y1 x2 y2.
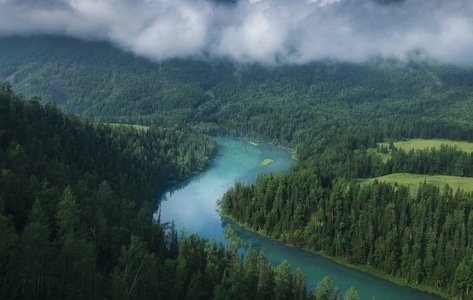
2 1 473 299
1 0 473 65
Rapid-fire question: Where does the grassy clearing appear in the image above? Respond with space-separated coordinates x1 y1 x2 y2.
360 173 473 194
107 123 149 131
368 138 473 163
366 147 391 162
260 158 274 166
380 138 473 153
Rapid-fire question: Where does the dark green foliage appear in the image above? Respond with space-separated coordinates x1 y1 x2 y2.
0 84 322 299
221 167 473 298
386 145 473 177
0 36 234 126
0 82 217 231
2 36 473 147
5 35 473 299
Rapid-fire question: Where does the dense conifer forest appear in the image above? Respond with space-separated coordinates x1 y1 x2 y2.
1 83 354 299
2 35 473 299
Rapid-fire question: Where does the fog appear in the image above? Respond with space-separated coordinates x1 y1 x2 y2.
1 0 472 65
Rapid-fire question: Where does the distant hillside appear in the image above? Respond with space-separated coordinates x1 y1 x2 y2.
2 35 473 147
0 35 234 121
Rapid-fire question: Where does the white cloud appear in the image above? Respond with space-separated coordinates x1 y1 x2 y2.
306 0 341 6
1 0 473 65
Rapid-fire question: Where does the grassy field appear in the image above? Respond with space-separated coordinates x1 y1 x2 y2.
360 173 473 194
107 123 149 131
380 138 473 153
368 138 473 163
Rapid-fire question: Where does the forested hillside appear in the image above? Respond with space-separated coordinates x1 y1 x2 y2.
0 83 357 299
0 36 235 123
2 35 473 299
221 169 473 298
2 36 473 148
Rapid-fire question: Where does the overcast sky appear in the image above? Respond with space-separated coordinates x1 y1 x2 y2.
1 0 472 65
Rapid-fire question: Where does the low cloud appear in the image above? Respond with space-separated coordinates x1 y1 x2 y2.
1 0 473 65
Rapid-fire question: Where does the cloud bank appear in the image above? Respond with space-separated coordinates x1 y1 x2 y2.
1 0 473 65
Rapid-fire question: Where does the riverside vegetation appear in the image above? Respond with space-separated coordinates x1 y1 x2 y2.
0 85 352 299
2 35 473 299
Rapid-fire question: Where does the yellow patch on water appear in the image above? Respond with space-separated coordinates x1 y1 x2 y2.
260 158 274 166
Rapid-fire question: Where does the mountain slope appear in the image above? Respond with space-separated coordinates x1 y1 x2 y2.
2 36 473 148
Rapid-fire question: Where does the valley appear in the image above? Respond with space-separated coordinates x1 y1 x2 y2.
2 35 473 299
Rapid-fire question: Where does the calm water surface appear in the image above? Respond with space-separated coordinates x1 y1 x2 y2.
155 137 443 300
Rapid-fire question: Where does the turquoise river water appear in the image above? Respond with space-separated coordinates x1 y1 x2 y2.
155 137 443 300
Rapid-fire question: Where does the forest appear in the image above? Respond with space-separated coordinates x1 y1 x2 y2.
0 83 358 299
2 35 473 299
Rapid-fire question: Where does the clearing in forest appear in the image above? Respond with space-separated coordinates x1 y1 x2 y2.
368 138 473 162
361 173 473 194
380 138 473 153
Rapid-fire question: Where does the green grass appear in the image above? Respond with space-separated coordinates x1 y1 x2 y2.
360 173 473 194
366 147 391 162
368 138 473 163
107 123 149 131
380 138 473 153
260 158 274 166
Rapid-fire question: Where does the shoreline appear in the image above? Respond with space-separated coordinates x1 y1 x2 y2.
220 215 449 300
223 135 298 161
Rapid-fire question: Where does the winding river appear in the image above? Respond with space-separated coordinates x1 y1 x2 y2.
155 137 443 300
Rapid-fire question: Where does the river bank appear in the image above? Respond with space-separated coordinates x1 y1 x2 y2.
220 215 448 300
157 137 445 300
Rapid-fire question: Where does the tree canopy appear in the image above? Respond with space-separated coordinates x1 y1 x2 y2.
3 35 473 299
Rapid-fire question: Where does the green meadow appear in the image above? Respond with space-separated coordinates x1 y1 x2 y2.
363 139 473 194
369 138 473 163
361 173 473 194
108 123 149 131
380 138 473 152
